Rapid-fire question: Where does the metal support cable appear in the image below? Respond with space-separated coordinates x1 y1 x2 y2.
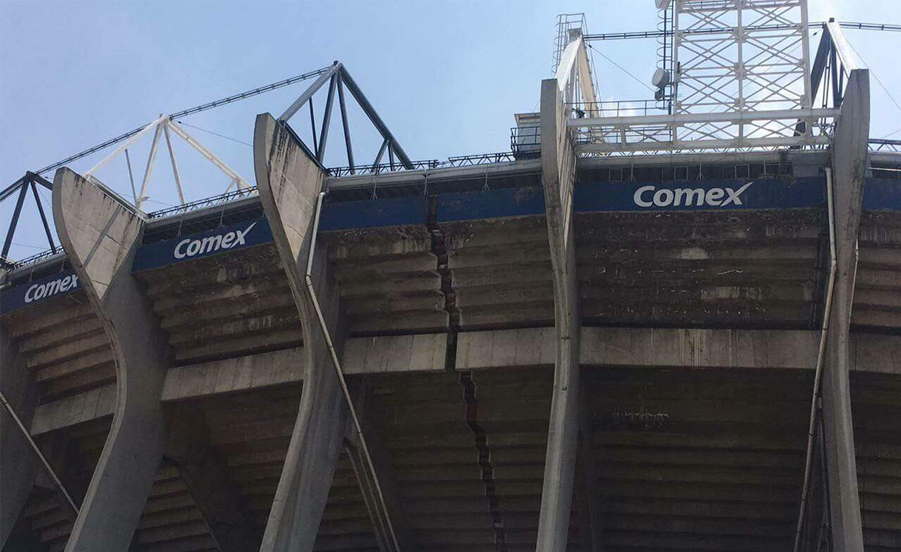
586 44 655 93
33 66 332 176
584 21 901 41
0 391 80 516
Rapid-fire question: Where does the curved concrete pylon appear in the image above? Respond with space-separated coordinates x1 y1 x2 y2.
0 329 39 548
535 78 586 552
253 113 349 552
823 68 869 551
52 169 170 552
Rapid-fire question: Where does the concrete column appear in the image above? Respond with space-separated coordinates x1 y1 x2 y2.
165 404 260 552
0 328 39 547
822 69 869 551
536 78 586 552
346 379 417 552
52 169 170 552
575 389 602 552
253 113 349 552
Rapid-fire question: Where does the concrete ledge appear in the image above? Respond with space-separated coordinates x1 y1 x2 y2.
581 328 819 370
162 348 305 401
25 330 901 437
853 333 901 375
31 384 116 436
345 334 447 374
457 328 556 369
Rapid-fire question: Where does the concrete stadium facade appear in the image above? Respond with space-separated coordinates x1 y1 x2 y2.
1 68 900 552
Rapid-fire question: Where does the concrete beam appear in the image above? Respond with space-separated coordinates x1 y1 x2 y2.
162 348 305 401
253 113 349 552
536 78 585 552
165 403 260 552
52 168 170 552
0 329 39 548
23 328 900 440
30 383 116 436
822 69 870 551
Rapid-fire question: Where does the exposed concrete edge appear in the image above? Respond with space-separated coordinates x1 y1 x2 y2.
253 113 349 552
822 68 870 551
0 330 40 547
31 383 116 436
536 77 583 552
162 348 305 401
52 168 170 552
25 328 900 440
582 328 818 370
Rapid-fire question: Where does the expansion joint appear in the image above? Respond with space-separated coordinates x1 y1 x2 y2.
459 371 508 552
426 195 461 372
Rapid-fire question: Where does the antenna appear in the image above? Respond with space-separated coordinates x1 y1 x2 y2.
570 0 845 153
653 0 675 114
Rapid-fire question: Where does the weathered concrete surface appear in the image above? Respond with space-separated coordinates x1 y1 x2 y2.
165 403 260 552
52 168 170 552
582 328 819 370
0 329 39 548
344 333 447 375
30 383 115 436
345 380 417 552
536 77 585 552
823 69 869 551
253 113 350 552
22 327 900 450
162 347 305 401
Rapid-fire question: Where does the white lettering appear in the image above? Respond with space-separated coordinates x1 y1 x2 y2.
634 185 654 208
633 183 754 209
23 274 79 304
723 182 754 206
705 188 725 206
174 239 191 259
171 222 259 260
674 188 704 207
653 189 674 207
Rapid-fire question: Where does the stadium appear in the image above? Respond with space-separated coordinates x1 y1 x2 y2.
1 2 900 551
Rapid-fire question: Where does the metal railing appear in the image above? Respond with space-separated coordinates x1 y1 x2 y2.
870 139 901 153
567 99 669 118
146 186 259 220
2 247 62 271
326 151 529 177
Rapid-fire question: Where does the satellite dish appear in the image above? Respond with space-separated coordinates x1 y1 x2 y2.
652 68 671 88
656 0 672 9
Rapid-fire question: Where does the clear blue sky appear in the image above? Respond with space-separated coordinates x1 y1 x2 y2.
1 0 899 261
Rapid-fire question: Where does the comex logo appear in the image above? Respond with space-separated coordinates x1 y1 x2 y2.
173 222 257 259
633 182 754 208
25 274 79 304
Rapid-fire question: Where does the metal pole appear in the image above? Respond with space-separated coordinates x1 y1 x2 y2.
125 148 138 205
30 181 57 253
1 184 29 259
310 97 319 157
163 123 186 205
317 75 338 163
136 122 164 211
304 192 401 552
0 390 79 515
337 77 355 174
793 166 838 552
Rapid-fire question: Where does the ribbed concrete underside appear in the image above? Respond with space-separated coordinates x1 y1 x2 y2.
3 170 899 552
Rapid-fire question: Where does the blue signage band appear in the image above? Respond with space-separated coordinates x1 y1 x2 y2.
1 270 82 314
132 216 274 272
